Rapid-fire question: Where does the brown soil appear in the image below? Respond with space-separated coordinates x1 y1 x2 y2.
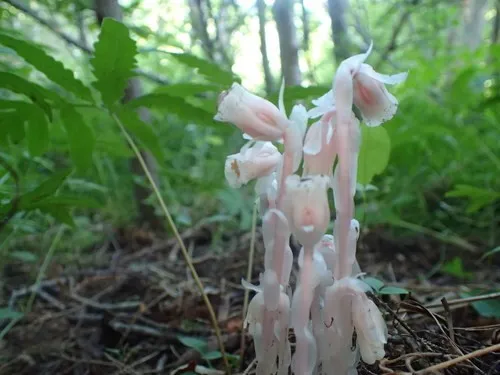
1 224 499 375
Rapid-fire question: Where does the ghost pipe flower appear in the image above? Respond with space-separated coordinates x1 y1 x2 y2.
215 83 290 141
224 141 281 188
284 175 331 248
242 275 291 375
283 175 330 375
352 64 408 127
218 49 406 373
328 42 406 280
219 80 308 375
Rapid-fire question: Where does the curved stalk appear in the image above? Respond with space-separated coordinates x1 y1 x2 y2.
239 200 258 370
112 113 231 374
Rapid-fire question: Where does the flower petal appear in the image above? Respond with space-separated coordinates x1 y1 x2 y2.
278 78 286 115
353 65 402 127
359 65 408 85
290 104 308 140
303 120 323 156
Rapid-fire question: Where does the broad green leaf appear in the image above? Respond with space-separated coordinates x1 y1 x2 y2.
116 109 163 161
42 206 75 227
95 136 133 157
126 93 219 127
0 72 53 120
362 277 385 292
9 250 38 263
19 169 72 208
379 286 409 295
60 106 95 171
0 32 92 101
202 351 223 360
0 110 25 143
470 299 500 318
460 292 500 318
177 335 208 353
0 308 23 320
357 125 391 185
168 52 237 85
26 108 49 156
91 18 137 107
154 83 221 97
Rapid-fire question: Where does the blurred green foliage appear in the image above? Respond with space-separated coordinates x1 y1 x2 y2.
0 0 499 271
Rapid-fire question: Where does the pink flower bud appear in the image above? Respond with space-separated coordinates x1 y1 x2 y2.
284 175 331 248
224 141 281 188
215 83 289 141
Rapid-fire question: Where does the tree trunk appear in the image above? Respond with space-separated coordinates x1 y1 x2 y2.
94 0 161 229
461 0 489 50
328 0 351 64
492 0 500 45
257 0 274 93
188 0 215 61
272 0 301 86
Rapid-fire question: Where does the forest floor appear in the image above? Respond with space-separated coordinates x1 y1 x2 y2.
1 224 500 375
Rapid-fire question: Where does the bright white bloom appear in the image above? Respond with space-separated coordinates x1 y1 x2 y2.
224 141 281 188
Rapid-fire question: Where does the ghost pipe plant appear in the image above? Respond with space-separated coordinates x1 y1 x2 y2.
215 43 407 375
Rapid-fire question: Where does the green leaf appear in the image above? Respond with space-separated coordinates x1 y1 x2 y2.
60 106 95 171
116 108 163 161
177 335 208 353
446 185 500 213
26 107 49 156
9 250 38 263
19 169 72 208
42 206 75 227
154 83 221 97
379 286 409 295
362 277 385 292
0 109 26 143
357 125 391 185
126 93 220 127
23 195 101 210
441 257 474 280
0 72 53 120
460 292 500 318
0 32 92 101
0 308 23 320
168 52 236 85
201 351 223 360
91 18 137 107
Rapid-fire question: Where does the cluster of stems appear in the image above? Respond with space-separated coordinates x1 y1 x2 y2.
215 43 407 375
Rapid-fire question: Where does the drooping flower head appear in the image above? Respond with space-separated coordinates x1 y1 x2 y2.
224 141 281 188
353 64 408 126
215 83 290 141
308 42 408 128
